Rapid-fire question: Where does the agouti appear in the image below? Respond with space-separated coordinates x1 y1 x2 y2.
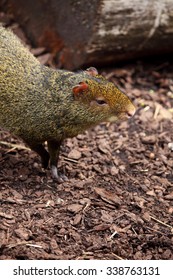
0 26 135 180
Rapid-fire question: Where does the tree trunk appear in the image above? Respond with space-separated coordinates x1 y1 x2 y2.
1 0 173 69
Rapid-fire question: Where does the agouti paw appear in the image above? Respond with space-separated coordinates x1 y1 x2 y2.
51 165 68 183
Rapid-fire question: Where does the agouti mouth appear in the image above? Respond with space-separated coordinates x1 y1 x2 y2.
126 111 135 118
107 108 136 123
126 106 136 118
107 115 118 122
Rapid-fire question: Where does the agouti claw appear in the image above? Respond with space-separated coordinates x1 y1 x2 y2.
51 165 68 182
59 174 69 183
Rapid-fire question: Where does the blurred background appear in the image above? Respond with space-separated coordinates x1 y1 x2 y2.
1 0 173 69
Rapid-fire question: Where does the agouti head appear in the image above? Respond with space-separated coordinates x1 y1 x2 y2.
71 67 135 126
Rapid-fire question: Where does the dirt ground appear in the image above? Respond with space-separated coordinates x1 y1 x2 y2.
0 12 173 260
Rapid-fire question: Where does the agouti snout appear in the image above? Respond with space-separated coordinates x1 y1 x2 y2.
0 26 135 181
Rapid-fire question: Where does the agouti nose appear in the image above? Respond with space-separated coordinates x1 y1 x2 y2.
126 106 136 118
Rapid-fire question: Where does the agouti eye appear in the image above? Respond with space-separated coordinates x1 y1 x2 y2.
95 99 107 106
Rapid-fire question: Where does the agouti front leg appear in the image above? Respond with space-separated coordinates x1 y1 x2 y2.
47 140 67 181
28 143 50 169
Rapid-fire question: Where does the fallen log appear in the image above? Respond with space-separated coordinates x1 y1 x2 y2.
1 0 173 69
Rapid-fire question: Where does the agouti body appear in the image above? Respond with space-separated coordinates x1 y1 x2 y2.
0 26 135 180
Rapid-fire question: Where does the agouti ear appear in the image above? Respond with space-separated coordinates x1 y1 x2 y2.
72 82 88 98
85 67 98 76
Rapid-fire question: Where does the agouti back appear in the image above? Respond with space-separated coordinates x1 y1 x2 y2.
0 25 135 180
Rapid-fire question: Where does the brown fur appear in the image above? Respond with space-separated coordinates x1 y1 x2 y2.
0 26 135 179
